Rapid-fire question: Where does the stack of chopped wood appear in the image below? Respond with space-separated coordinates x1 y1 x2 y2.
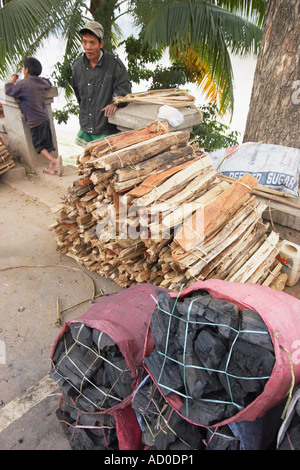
0 137 15 175
50 121 284 291
113 88 197 108
144 290 276 428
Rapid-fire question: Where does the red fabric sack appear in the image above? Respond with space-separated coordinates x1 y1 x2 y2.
143 279 300 428
50 283 167 449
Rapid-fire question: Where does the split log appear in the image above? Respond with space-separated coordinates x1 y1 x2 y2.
182 202 268 280
125 156 201 198
116 144 199 183
87 120 170 157
174 173 259 252
228 231 280 283
86 131 190 172
132 155 213 207
161 180 230 230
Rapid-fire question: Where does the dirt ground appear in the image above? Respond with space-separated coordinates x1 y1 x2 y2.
0 170 123 450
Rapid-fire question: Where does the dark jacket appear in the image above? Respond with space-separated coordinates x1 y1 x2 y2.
72 50 131 135
5 76 51 126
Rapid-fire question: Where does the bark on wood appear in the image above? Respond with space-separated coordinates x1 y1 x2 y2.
88 131 190 172
174 173 259 252
243 0 300 148
117 144 199 183
51 122 284 293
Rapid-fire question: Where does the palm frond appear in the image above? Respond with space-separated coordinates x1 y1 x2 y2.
214 0 267 27
174 46 228 112
0 0 73 78
144 0 262 116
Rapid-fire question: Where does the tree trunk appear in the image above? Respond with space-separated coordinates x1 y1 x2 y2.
243 0 300 148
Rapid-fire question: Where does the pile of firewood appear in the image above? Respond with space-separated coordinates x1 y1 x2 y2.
0 137 14 175
50 121 284 291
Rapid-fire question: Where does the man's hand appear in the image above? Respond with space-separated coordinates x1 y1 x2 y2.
11 74 19 84
100 102 117 117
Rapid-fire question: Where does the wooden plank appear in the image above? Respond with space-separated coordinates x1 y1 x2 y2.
174 173 259 252
88 131 190 172
228 231 280 283
161 180 230 230
82 120 170 158
116 144 199 183
132 155 213 207
126 157 201 198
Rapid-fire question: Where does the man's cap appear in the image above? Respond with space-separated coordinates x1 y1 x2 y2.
79 21 104 40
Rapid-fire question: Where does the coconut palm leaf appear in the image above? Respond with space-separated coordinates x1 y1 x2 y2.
175 45 227 110
144 0 263 115
0 0 73 78
214 0 267 27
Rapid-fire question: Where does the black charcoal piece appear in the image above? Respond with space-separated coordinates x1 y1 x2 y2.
51 332 73 364
69 322 93 349
56 393 118 450
150 293 180 350
76 383 122 411
180 398 227 427
176 296 207 320
132 378 205 451
177 319 198 353
92 329 116 352
103 358 133 399
205 426 241 450
194 329 226 372
49 369 78 396
144 351 183 396
218 339 275 407
240 309 274 352
176 350 219 400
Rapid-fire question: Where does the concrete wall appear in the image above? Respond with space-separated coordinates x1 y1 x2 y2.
0 86 58 173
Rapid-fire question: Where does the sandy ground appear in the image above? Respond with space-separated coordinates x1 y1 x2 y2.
0 172 123 450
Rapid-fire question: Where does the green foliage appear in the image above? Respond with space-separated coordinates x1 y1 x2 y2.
53 101 79 124
124 34 163 82
150 64 188 89
191 103 240 151
124 34 189 89
52 57 75 100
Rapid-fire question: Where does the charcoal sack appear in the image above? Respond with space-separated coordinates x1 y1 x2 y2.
50 283 166 450
143 279 300 428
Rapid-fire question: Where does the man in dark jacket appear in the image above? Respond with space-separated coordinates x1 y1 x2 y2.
72 20 132 147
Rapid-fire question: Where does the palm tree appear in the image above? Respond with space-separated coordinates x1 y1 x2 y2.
139 0 267 115
0 0 126 80
0 0 266 115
